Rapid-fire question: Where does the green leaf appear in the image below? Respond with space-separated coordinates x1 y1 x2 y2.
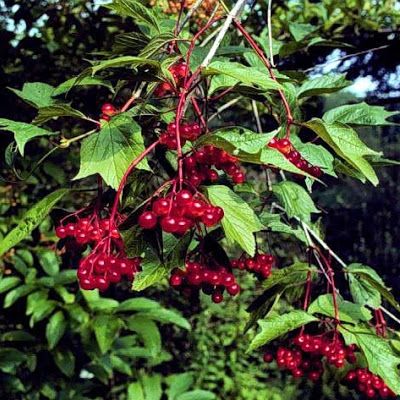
290 135 336 177
1 330 35 342
74 114 150 189
204 61 282 92
305 119 380 185
110 355 133 376
93 315 122 354
166 373 194 399
323 102 399 126
0 119 56 156
9 82 55 108
105 0 160 33
3 285 35 308
177 391 216 400
126 316 161 357
0 348 27 373
308 294 372 323
197 127 277 155
0 277 21 294
272 181 319 223
37 249 60 276
116 297 160 312
346 263 399 311
127 382 145 400
259 213 307 243
53 349 75 377
136 308 191 330
297 74 350 98
139 32 176 58
206 185 263 256
89 56 160 76
0 189 69 257
46 311 67 350
33 104 87 125
289 23 318 41
209 74 239 95
339 325 400 395
53 76 114 96
140 373 162 400
248 310 317 352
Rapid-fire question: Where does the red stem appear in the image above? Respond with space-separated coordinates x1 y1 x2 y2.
233 20 294 137
110 139 161 223
191 97 208 131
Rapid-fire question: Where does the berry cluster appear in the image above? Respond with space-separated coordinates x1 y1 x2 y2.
138 189 224 235
345 368 395 398
55 217 120 245
268 138 322 178
154 61 188 97
169 261 240 303
100 103 118 121
56 214 140 290
263 333 356 382
160 121 201 149
231 253 275 279
184 145 246 186
78 253 141 291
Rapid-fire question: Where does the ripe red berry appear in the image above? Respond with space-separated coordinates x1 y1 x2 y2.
175 190 193 207
160 216 178 233
152 198 171 216
212 291 223 303
138 211 158 229
101 103 117 116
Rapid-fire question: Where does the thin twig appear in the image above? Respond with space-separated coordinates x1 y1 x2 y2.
267 0 275 67
178 0 205 33
252 100 262 133
208 96 242 121
303 45 389 73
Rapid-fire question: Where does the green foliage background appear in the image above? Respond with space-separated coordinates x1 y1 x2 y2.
1 1 399 399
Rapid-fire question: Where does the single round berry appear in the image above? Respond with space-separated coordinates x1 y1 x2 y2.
138 211 158 229
101 103 117 116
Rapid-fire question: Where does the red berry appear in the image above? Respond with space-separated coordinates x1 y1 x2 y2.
175 190 193 207
101 103 117 116
160 216 178 233
170 274 183 287
263 353 274 363
138 211 158 229
95 276 110 291
212 291 223 303
79 277 96 290
232 171 245 184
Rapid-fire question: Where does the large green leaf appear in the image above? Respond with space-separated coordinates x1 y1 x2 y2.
206 185 263 256
74 114 150 189
9 82 55 108
53 76 114 96
272 181 319 222
305 118 381 185
89 56 160 76
0 189 69 257
297 74 350 98
204 61 282 92
308 294 372 323
166 373 194 400
46 311 67 350
340 325 400 395
197 127 277 155
323 102 399 126
248 310 317 352
33 104 88 125
0 119 56 156
126 316 161 357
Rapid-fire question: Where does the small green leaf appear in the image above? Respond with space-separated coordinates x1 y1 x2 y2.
166 373 194 399
88 56 160 76
248 310 317 352
289 23 318 41
46 311 67 349
110 355 133 376
272 181 319 222
0 119 56 156
258 213 307 243
93 315 122 354
323 102 399 126
136 308 191 330
308 294 372 323
140 373 162 400
127 382 145 400
38 249 60 276
0 277 21 294
339 325 400 395
206 185 263 256
177 391 216 400
126 316 161 357
9 82 55 108
0 189 69 257
75 114 150 189
116 297 160 312
33 104 87 125
53 349 75 377
297 74 350 98
1 330 35 342
204 61 282 92
4 285 35 308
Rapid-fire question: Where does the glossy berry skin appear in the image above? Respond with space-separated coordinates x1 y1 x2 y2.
152 198 171 216
160 216 178 233
101 103 117 116
138 211 158 229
